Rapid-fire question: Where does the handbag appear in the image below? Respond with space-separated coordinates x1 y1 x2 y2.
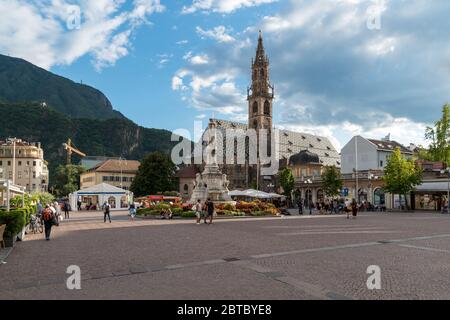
51 215 59 226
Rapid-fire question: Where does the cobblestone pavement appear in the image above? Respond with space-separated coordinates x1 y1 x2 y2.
1 210 450 299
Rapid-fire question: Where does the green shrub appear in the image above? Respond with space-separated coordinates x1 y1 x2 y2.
249 211 272 217
181 211 196 218
0 210 27 238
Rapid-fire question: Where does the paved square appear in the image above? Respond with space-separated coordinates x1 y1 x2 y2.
1 211 450 300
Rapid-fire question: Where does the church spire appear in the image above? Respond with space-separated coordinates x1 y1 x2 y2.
255 30 266 65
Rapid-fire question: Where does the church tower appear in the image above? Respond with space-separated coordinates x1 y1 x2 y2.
247 31 274 131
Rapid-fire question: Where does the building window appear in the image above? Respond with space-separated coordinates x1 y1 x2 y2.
18 171 22 179
32 184 36 190
33 161 36 166
0 160 2 166
18 161 22 166
183 184 189 195
264 100 270 115
33 172 36 179
103 176 108 182
8 161 11 166
252 101 258 113
380 160 384 167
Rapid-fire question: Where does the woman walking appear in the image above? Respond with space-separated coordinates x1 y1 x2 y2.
351 199 358 219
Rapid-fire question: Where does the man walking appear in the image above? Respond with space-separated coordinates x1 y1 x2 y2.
42 205 54 241
63 201 70 220
204 198 215 225
103 201 111 223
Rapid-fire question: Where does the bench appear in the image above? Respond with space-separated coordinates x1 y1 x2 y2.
0 224 5 248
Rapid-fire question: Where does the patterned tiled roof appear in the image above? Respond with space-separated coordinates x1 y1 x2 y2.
207 119 341 168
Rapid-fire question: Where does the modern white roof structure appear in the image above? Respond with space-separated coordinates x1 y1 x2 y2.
0 179 26 211
69 183 133 211
230 189 284 199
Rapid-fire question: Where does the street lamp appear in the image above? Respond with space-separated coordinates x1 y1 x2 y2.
440 168 450 214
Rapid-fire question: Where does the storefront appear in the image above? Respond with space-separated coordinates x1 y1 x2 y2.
413 181 450 211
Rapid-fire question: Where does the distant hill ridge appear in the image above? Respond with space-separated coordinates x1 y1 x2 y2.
0 54 184 187
0 54 124 120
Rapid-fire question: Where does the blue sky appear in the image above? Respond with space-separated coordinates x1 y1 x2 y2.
1 0 450 151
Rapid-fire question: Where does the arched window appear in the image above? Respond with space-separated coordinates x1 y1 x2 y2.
252 101 258 114
374 188 385 206
317 190 324 202
260 68 265 78
120 196 128 208
264 100 270 115
183 184 189 195
108 196 116 209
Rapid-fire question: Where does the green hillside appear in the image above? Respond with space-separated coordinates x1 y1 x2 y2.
0 54 124 120
0 102 181 187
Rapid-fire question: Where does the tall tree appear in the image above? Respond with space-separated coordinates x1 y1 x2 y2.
383 148 422 210
322 166 343 198
280 167 295 200
425 104 450 164
130 152 177 197
53 164 85 197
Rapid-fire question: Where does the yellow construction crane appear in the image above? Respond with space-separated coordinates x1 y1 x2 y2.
62 138 86 165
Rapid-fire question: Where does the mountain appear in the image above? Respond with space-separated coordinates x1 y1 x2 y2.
0 54 124 120
0 102 181 186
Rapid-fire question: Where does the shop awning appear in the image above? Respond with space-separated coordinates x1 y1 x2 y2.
415 181 450 192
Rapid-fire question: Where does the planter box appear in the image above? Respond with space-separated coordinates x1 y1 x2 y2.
17 226 27 241
4 236 16 248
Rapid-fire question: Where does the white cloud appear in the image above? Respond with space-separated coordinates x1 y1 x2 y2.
191 54 209 65
0 0 165 70
176 40 189 45
196 26 235 43
182 0 277 14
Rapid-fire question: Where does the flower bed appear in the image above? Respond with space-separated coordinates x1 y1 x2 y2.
136 200 280 219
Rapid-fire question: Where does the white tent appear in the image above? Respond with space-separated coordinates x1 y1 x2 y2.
230 189 283 200
69 183 133 211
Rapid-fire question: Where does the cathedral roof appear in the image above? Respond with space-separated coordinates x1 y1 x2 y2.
206 118 341 168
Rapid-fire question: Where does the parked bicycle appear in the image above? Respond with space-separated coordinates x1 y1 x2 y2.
28 214 44 234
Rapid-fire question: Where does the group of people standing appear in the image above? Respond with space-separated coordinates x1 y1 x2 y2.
297 198 359 218
193 198 215 225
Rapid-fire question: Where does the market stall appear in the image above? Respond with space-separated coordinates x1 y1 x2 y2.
69 183 133 212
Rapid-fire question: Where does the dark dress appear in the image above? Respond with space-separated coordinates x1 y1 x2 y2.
352 204 358 217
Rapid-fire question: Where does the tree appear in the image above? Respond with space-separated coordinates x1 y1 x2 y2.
424 104 450 164
53 165 85 197
280 167 295 200
130 152 177 197
322 166 343 198
383 148 422 210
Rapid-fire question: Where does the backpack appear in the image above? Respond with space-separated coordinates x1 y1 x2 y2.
43 208 53 222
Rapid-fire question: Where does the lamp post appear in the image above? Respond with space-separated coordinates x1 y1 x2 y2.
355 136 359 204
304 178 312 207
440 168 450 214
